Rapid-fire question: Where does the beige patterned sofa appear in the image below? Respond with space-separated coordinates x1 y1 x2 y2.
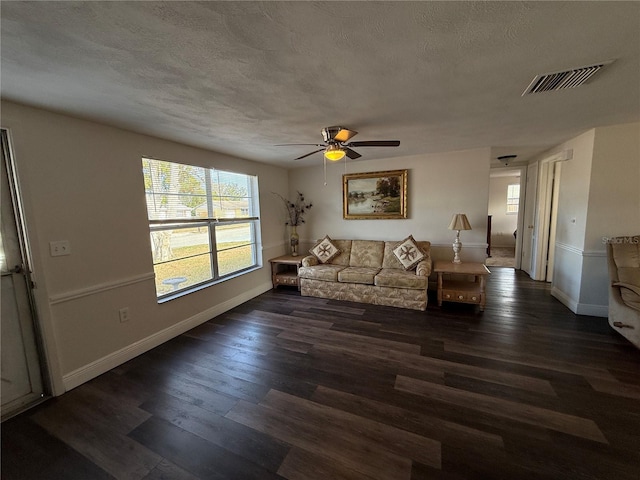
298 238 432 311
607 235 640 349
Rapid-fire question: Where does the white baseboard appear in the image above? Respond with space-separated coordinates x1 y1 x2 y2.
551 287 578 313
62 281 272 391
551 287 608 318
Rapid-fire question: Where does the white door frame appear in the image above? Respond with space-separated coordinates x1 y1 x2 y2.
546 162 562 282
513 166 527 270
521 162 538 276
531 150 572 281
1 129 48 419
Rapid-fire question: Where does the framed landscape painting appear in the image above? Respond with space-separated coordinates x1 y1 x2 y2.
343 169 408 220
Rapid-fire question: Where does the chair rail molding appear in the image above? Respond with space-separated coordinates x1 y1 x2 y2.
49 272 156 305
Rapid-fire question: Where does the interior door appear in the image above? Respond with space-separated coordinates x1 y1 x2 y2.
521 163 538 276
1 130 45 420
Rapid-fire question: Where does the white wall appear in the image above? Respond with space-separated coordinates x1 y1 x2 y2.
288 148 491 266
586 122 640 250
2 101 290 394
541 122 640 317
552 130 595 253
542 129 595 310
580 122 640 310
488 175 519 247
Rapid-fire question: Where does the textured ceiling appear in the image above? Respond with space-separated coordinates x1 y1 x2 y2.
1 1 639 167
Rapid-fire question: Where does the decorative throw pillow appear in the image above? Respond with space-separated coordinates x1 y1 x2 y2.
310 235 341 264
393 235 425 270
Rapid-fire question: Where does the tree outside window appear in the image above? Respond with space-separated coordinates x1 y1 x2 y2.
142 158 259 299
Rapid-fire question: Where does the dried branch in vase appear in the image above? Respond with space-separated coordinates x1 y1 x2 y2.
273 191 313 226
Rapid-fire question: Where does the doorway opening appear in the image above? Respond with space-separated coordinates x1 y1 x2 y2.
487 168 525 269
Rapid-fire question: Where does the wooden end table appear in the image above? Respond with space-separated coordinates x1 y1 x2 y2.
434 260 490 311
269 254 303 290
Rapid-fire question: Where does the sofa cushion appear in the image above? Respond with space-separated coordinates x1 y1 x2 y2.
392 235 426 270
382 241 406 270
309 235 341 264
338 266 380 285
330 240 353 266
375 268 428 290
298 264 345 282
349 240 385 268
383 241 431 269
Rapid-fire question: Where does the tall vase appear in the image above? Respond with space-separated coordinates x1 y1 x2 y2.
290 225 299 256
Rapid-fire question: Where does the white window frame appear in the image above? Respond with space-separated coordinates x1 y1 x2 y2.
506 183 520 214
142 157 260 300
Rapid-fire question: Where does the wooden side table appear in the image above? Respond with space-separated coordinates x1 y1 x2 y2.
269 254 303 290
434 260 490 311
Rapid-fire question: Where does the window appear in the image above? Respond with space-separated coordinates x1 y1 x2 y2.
506 184 520 214
142 158 260 299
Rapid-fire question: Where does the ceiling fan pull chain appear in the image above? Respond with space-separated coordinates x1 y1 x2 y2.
323 156 327 186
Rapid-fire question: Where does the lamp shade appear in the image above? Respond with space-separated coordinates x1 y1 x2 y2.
448 213 472 231
324 144 346 161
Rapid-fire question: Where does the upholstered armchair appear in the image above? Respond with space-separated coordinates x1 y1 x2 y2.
607 235 640 349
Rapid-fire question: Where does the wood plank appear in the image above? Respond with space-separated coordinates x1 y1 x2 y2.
140 392 289 472
32 403 162 480
278 447 375 480
585 376 640 400
394 375 608 444
1 415 115 480
118 357 241 415
310 385 505 450
142 459 201 480
129 416 285 480
389 350 557 396
444 341 619 381
275 324 422 355
226 399 414 479
56 383 152 434
260 389 441 469
134 350 272 404
230 310 335 329
157 347 318 400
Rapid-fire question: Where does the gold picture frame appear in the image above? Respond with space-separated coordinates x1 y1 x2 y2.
343 169 408 220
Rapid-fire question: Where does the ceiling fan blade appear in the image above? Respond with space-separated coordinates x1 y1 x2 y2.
294 148 325 160
322 126 357 143
275 143 325 147
346 140 400 147
334 128 358 142
345 148 361 159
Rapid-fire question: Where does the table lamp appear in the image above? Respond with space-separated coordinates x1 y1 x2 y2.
448 213 472 264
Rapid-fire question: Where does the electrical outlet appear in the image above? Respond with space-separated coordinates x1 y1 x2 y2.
50 240 71 257
119 307 131 323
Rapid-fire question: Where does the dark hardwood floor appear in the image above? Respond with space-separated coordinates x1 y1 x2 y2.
3 267 639 479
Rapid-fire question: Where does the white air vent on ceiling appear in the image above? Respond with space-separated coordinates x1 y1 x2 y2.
522 61 613 96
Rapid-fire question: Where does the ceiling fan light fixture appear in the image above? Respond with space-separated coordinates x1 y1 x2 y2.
324 144 346 161
497 154 517 166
